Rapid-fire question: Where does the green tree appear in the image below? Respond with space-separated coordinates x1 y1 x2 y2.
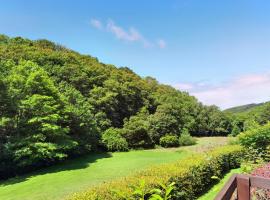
59 83 100 153
7 61 77 167
122 108 153 148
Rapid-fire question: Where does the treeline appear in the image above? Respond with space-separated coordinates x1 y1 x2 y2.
0 35 231 178
227 102 270 136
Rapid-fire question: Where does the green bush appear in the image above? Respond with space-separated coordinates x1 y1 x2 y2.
159 135 179 148
68 145 244 200
238 122 270 151
179 129 197 146
102 128 129 152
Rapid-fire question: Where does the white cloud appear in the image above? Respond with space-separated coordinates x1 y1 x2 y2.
106 19 151 48
107 19 142 41
90 19 103 30
89 18 166 48
157 39 166 49
173 72 270 109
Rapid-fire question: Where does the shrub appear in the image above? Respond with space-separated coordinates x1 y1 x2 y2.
238 122 270 151
159 135 179 148
68 145 244 200
102 128 129 152
179 129 197 146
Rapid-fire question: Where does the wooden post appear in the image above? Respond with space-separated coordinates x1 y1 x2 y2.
237 174 250 200
214 174 237 200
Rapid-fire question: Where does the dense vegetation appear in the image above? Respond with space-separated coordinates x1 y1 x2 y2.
224 102 265 114
225 101 270 136
67 119 270 200
68 145 243 200
1 34 269 200
0 34 232 179
0 137 226 200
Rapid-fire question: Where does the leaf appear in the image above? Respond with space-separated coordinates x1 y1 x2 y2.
149 194 163 200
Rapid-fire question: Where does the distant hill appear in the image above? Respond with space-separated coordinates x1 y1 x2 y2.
224 102 267 114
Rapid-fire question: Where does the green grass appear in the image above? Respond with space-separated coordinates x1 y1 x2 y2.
0 137 227 200
198 168 243 200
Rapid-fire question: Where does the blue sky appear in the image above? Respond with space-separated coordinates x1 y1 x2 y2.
1 0 270 109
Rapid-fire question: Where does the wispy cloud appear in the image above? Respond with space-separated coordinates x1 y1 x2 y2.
173 72 270 109
89 18 166 49
90 19 103 30
157 39 166 49
106 19 141 42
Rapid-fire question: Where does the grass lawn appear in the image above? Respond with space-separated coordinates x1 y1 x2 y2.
0 137 227 200
198 168 243 200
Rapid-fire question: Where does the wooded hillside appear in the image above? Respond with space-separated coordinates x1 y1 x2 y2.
0 35 232 178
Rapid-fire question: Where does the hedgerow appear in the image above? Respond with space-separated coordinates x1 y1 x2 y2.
68 145 244 200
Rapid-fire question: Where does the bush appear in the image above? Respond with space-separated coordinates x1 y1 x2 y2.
179 129 197 146
102 128 129 152
68 145 244 200
159 135 179 148
238 122 270 151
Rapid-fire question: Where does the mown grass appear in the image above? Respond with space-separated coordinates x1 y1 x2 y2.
0 137 227 200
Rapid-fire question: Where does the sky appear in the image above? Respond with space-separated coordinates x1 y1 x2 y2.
1 0 270 109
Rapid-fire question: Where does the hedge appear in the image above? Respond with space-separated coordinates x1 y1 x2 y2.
68 145 244 200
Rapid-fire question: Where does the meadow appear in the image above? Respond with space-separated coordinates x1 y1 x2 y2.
0 137 227 200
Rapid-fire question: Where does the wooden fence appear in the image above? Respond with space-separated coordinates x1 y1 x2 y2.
214 174 270 200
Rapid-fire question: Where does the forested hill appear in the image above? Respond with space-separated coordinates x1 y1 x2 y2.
0 35 232 179
224 102 266 114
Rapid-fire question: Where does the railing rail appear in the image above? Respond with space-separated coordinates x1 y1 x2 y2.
214 174 270 200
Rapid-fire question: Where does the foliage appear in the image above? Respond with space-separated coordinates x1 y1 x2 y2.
240 147 265 174
243 119 260 131
1 61 78 176
159 135 179 148
149 182 175 200
68 145 244 200
121 109 153 149
114 180 175 200
179 129 197 146
224 103 264 114
226 102 270 134
0 35 234 179
230 120 242 136
237 123 270 173
0 140 201 200
238 122 270 152
102 128 129 152
59 83 100 153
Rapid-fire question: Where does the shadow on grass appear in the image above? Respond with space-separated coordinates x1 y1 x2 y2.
0 152 112 187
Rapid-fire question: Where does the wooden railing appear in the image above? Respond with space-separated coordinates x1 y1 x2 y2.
214 174 270 200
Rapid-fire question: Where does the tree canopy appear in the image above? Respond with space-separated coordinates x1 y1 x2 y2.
0 35 232 179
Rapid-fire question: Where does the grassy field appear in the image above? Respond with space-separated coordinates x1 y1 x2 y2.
0 137 227 200
198 168 242 200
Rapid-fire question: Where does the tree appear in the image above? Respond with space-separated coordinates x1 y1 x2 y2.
7 61 77 167
0 35 236 178
256 103 270 125
59 83 100 153
121 108 153 148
